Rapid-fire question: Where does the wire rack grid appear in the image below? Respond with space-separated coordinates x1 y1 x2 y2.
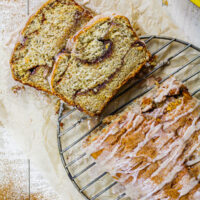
57 36 200 200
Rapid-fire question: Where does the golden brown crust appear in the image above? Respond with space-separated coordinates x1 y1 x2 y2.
10 0 92 95
51 15 151 116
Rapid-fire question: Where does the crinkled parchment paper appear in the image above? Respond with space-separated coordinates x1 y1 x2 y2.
0 0 200 200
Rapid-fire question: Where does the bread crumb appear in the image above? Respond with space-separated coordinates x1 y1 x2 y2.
55 100 61 114
12 85 25 94
155 81 160 87
60 122 64 128
25 57 30 63
156 118 161 122
137 46 143 51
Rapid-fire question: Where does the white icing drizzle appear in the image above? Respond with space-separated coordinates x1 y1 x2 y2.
187 157 200 166
154 77 183 103
163 103 199 130
178 175 198 197
84 77 200 200
125 122 162 160
193 190 200 199
140 165 184 200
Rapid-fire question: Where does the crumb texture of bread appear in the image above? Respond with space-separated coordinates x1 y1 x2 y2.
51 15 151 116
84 77 200 200
10 0 92 93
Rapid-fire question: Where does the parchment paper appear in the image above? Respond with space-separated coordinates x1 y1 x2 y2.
0 0 200 200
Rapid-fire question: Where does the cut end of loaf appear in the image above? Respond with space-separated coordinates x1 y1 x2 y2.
10 0 92 94
51 15 151 116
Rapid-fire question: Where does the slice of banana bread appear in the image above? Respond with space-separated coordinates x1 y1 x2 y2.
51 15 151 116
10 0 92 94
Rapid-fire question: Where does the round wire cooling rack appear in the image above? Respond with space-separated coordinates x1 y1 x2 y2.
57 36 200 200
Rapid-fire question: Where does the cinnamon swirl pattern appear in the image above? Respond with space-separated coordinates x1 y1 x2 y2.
51 15 151 116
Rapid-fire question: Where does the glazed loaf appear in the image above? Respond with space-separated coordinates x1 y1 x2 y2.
85 77 200 199
10 0 92 94
51 15 151 116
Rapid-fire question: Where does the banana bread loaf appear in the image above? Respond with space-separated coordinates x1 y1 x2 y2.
10 0 92 94
51 15 151 116
84 77 200 199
